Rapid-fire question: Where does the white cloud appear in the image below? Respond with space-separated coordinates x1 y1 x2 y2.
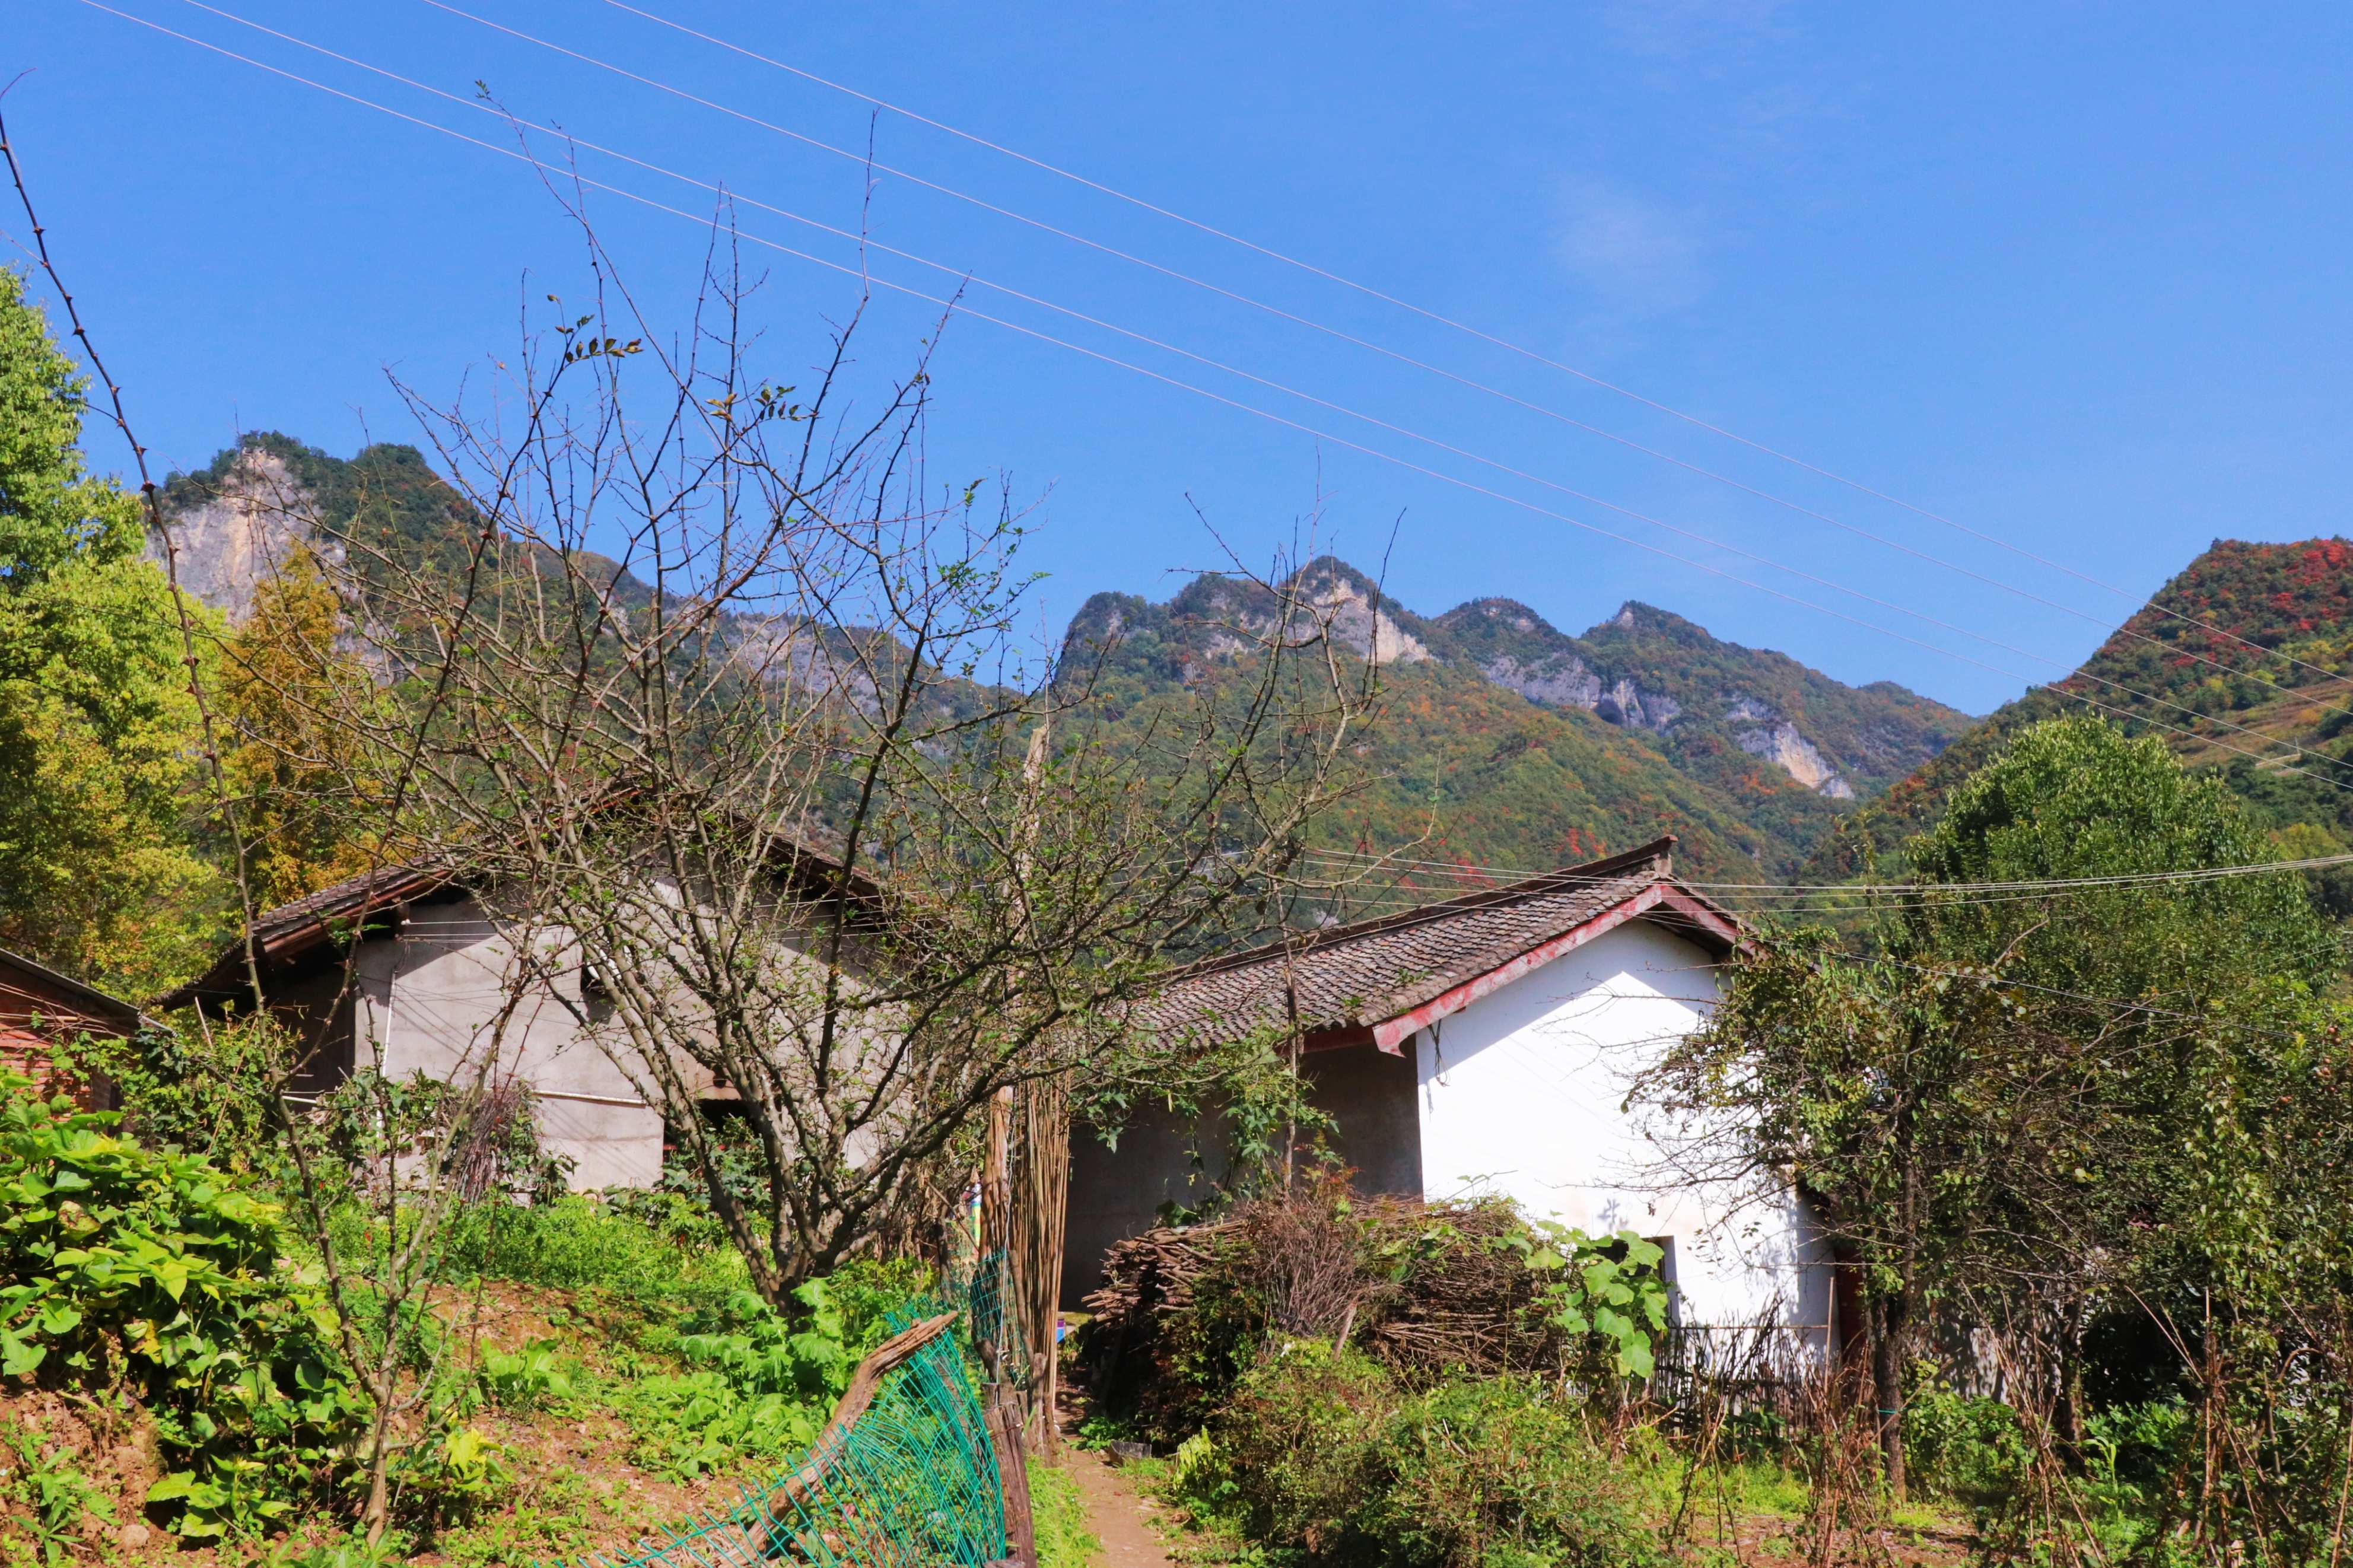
1601 0 1790 59
1550 177 1712 313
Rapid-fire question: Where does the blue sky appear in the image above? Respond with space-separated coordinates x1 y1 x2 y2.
7 1 2351 715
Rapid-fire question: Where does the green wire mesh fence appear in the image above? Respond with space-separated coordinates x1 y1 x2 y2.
965 1248 1028 1389
542 1293 1009 1568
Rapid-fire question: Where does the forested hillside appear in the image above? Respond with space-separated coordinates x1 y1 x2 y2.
1807 537 2353 902
1061 557 1974 884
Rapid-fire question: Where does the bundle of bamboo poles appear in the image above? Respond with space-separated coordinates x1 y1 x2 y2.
978 1075 1071 1456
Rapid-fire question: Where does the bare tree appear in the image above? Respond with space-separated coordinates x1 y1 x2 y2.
268 200 1381 1303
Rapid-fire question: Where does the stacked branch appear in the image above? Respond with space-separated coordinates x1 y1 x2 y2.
1080 1192 1602 1442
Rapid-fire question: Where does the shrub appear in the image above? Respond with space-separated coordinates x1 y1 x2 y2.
1903 1384 2030 1506
1082 1193 1672 1446
1184 1347 1656 1568
1198 1340 1398 1559
621 1268 936 1479
0 1079 366 1540
2082 1399 2190 1512
1368 1378 1657 1568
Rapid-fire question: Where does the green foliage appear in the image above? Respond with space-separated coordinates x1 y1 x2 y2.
1193 1340 1398 1560
1083 1023 1336 1217
91 1015 285 1177
1083 1197 1674 1451
1906 714 2339 995
0 270 220 990
478 1339 574 1410
0 268 142 583
386 1423 515 1532
1900 1379 2028 1506
1680 714 2353 1548
218 540 390 910
439 1194 746 1304
1063 559 1974 884
0 1419 116 1567
1367 1377 1656 1568
1809 536 2353 885
620 1271 930 1480
1492 1222 1670 1379
673 1281 853 1401
0 1078 366 1541
1182 1344 1656 1568
1029 1459 1104 1568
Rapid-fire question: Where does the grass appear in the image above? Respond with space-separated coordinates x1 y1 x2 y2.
0 1185 998 1568
441 1196 755 1305
1031 1459 1105 1568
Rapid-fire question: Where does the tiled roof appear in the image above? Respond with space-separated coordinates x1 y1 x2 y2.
155 819 880 1012
155 861 457 1009
0 947 160 1036
1138 837 1740 1049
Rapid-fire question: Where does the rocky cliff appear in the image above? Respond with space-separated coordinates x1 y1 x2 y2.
1062 557 1977 880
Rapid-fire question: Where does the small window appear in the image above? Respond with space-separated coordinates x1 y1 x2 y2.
580 962 616 1023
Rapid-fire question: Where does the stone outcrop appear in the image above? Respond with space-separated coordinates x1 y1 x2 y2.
146 448 333 622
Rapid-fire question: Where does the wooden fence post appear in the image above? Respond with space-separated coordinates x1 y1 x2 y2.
985 1381 1036 1568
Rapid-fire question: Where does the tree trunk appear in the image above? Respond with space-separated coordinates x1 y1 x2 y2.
1871 1293 1908 1503
2053 1297 2086 1457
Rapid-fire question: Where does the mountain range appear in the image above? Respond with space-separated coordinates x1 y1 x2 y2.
156 434 1975 886
1059 558 1975 884
170 434 2353 907
1806 537 2353 910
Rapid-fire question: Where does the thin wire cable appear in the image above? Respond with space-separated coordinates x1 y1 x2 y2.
85 0 2353 796
432 0 2353 730
601 0 2353 702
169 7 2353 780
1299 853 2351 914
1301 845 2353 894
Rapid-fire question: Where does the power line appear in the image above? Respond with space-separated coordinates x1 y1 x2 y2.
167 0 2353 783
83 1 2353 796
1304 845 2353 895
1299 850 2352 917
422 0 2353 735
599 0 2353 705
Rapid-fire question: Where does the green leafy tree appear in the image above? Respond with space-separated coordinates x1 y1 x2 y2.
0 1074 367 1541
1659 717 2343 1505
219 540 389 909
0 268 220 989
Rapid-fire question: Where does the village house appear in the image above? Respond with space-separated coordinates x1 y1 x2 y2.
156 839 880 1192
159 867 675 1189
0 947 165 1112
1064 838 1836 1350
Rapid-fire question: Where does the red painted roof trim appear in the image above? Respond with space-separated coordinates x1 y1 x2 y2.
1369 882 1718 1055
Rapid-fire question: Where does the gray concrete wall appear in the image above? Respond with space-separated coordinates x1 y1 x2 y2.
1305 1044 1423 1198
354 901 665 1192
1060 1042 1422 1308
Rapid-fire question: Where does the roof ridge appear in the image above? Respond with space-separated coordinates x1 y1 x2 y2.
1164 835 1678 984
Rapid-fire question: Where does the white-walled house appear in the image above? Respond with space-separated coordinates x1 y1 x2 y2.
1064 839 1835 1351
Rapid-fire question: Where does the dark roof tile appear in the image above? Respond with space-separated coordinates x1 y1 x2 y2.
1140 838 1738 1047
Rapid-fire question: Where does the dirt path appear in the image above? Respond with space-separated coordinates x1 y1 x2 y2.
1053 1395 1176 1568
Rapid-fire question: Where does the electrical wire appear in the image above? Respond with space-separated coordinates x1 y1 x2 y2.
84 0 2353 794
421 0 2353 733
1296 854 2352 915
164 5 2353 784
1300 845 2353 895
599 0 2353 704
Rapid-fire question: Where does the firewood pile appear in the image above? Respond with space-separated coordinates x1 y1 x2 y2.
1076 1191 1575 1440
